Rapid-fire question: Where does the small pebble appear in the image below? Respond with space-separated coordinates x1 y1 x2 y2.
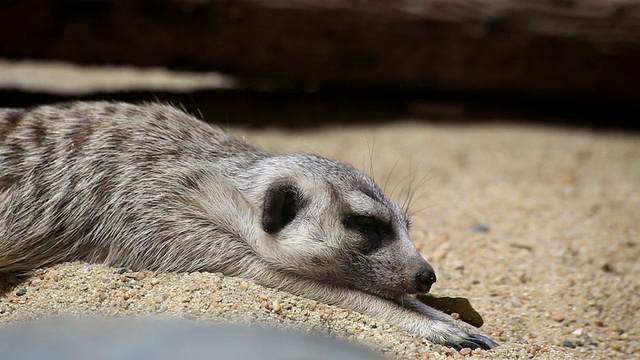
509 243 534 251
459 347 472 355
450 312 460 320
572 328 583 336
153 294 169 303
272 300 282 313
470 224 490 233
125 273 143 280
15 288 27 296
562 340 577 348
601 262 617 273
551 314 565 322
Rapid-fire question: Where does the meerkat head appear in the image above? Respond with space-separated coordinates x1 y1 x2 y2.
243 154 436 301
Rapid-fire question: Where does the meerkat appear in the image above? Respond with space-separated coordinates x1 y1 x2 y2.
0 102 497 350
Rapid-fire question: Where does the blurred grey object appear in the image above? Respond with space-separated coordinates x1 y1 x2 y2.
0 318 382 360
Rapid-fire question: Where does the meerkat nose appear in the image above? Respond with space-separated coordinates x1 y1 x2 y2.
415 267 437 293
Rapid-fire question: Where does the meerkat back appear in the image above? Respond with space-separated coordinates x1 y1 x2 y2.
0 102 261 272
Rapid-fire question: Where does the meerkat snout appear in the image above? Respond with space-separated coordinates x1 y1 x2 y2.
401 256 436 294
415 266 437 293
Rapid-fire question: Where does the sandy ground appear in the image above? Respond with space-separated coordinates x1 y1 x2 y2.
0 61 639 359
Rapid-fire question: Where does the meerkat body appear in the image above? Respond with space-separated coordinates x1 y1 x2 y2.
0 102 496 350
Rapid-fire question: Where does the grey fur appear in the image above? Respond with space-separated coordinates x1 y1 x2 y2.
0 102 496 349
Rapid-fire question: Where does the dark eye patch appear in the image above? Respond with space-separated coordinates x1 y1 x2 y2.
262 181 301 234
343 214 393 254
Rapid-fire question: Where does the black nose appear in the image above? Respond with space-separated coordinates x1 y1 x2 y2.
416 267 437 293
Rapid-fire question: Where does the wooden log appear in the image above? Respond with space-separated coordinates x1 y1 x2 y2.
1 0 639 100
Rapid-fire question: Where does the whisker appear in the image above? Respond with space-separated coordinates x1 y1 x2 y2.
392 165 418 213
389 169 416 200
403 169 434 215
382 159 400 194
408 202 442 218
398 162 422 213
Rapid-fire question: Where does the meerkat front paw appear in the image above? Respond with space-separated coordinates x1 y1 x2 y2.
438 314 499 350
425 317 499 350
400 295 499 350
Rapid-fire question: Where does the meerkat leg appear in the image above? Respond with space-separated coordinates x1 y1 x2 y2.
238 260 498 350
286 278 497 349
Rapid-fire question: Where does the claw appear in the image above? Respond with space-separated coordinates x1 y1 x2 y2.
459 340 481 350
469 334 500 349
445 341 463 351
444 334 499 351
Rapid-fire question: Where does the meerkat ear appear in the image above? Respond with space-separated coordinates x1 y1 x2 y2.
262 181 301 234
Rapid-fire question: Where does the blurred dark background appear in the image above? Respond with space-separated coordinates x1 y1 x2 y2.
1 0 639 128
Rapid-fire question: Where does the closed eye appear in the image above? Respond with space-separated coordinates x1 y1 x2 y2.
342 214 393 254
